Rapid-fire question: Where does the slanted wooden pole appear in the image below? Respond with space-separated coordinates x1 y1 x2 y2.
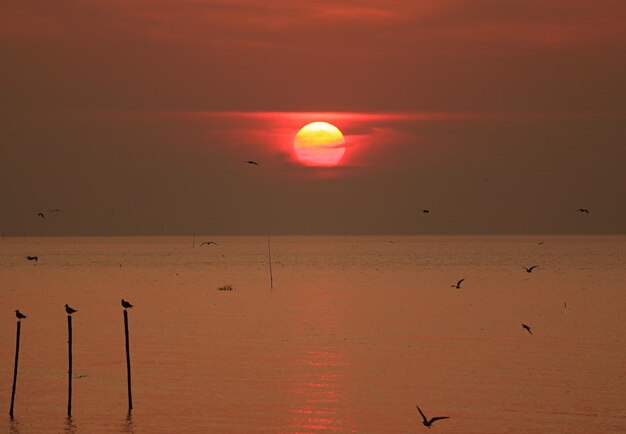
123 309 133 411
267 237 273 289
67 315 72 417
9 320 21 418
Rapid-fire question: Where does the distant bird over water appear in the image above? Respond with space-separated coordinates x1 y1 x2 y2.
65 304 77 314
200 241 218 246
422 209 430 214
416 405 449 428
121 299 134 309
15 310 27 320
577 208 590 214
451 279 464 289
26 256 38 261
524 265 539 273
522 323 532 334
37 212 45 220
245 160 259 165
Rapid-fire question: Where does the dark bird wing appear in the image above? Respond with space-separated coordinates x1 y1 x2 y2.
37 212 45 219
416 406 428 423
429 416 450 423
529 265 539 271
457 279 465 286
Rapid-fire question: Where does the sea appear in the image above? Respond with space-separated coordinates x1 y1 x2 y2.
1 236 625 433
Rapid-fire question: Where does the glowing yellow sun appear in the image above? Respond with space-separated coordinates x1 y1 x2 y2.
293 122 345 167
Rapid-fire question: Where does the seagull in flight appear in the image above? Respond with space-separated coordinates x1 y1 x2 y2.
416 405 449 429
577 208 590 214
121 299 134 309
245 160 259 165
26 256 38 261
522 323 532 334
524 265 539 273
200 241 218 246
451 279 464 289
15 310 27 320
37 212 45 220
65 304 77 314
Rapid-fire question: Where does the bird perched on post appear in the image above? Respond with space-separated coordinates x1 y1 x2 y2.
121 299 134 309
65 304 77 314
15 310 27 320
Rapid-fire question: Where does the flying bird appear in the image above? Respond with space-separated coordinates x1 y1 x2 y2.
416 405 449 429
422 209 430 214
65 304 77 314
26 256 38 261
15 310 27 320
577 208 590 214
200 241 218 246
524 265 539 273
37 212 45 220
451 279 464 289
121 299 134 309
245 160 259 165
522 323 532 334
537 241 544 245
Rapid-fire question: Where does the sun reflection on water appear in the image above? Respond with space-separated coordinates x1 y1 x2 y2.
286 348 355 433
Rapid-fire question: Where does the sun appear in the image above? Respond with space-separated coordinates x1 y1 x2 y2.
293 122 345 167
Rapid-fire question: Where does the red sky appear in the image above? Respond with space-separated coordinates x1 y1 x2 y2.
1 1 625 235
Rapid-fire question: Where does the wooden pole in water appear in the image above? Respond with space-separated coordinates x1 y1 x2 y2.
123 309 133 411
9 320 21 418
67 315 72 417
267 236 273 289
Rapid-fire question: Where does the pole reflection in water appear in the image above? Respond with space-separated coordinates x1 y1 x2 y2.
123 412 134 433
287 348 355 433
64 417 76 434
8 418 19 434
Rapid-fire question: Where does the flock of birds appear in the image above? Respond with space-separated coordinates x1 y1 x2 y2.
18 168 594 429
15 300 133 322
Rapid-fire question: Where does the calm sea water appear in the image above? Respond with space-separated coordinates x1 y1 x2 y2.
1 236 625 433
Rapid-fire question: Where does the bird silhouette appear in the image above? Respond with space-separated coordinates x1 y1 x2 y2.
26 256 38 261
416 405 449 428
37 212 45 220
121 299 134 309
200 241 218 246
577 208 590 214
65 304 77 314
537 241 544 245
451 279 464 289
522 323 532 334
524 265 539 273
245 160 259 165
15 310 27 320
422 209 430 214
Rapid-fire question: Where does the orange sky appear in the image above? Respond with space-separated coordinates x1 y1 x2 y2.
1 1 625 235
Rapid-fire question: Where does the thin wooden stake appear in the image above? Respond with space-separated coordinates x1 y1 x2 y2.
9 321 21 418
267 236 273 289
67 315 72 417
124 309 133 411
